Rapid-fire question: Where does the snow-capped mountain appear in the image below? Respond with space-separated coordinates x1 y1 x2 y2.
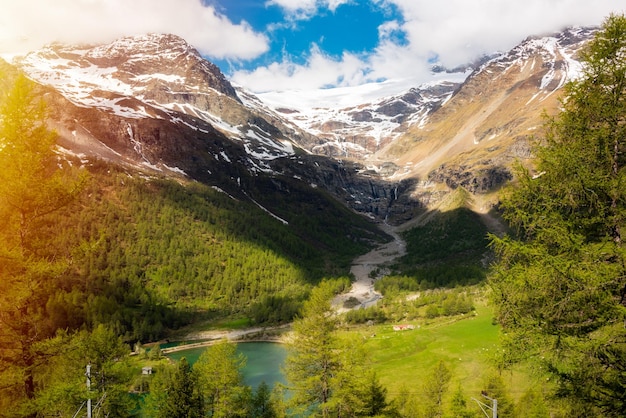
7 33 412 222
238 26 595 222
16 34 302 170
4 26 597 225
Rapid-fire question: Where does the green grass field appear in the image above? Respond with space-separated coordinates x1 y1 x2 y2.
341 299 510 401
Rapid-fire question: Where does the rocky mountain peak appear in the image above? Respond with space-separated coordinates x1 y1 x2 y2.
18 33 239 113
472 26 595 82
86 33 194 61
16 33 311 167
83 33 239 100
85 33 239 100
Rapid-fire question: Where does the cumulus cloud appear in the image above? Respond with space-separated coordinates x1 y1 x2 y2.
267 0 351 20
0 0 269 59
383 0 622 69
1 0 621 93
235 0 622 92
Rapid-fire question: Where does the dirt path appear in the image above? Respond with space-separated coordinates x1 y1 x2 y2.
332 223 406 313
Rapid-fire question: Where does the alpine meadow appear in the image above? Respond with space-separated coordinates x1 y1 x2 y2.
0 10 625 418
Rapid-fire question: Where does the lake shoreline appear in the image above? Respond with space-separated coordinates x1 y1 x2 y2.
158 324 291 354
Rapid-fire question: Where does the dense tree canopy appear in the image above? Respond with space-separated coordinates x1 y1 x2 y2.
489 14 626 417
0 73 85 416
0 68 386 415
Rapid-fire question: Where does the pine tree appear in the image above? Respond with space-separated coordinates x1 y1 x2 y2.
76 325 134 416
361 371 390 417
284 281 389 417
251 381 278 418
489 14 626 416
481 374 515 418
447 386 475 418
421 361 452 418
284 282 339 417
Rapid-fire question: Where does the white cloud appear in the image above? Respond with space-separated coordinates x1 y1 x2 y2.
232 44 368 92
0 0 269 59
1 0 621 94
267 0 351 20
383 0 622 68
236 0 622 92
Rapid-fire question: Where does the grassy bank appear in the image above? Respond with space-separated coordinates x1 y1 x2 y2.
338 297 537 407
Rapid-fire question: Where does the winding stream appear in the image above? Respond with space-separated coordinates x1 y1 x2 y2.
332 223 406 312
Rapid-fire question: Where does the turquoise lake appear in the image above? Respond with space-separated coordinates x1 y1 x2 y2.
167 342 287 388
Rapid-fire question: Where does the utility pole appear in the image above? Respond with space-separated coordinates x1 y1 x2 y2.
472 392 497 418
86 364 92 418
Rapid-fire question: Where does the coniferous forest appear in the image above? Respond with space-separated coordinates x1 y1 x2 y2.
0 13 625 418
0 70 384 415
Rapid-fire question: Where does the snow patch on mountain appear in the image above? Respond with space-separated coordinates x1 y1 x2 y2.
476 27 594 106
256 74 467 158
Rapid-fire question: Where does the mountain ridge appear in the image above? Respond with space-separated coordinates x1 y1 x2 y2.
4 26 597 226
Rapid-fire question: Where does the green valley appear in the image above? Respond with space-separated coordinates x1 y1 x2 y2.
1 13 625 418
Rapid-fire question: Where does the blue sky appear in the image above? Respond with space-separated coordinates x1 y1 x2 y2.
0 0 623 93
210 1 406 72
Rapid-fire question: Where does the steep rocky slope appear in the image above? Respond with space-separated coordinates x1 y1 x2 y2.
385 27 595 216
384 27 593 179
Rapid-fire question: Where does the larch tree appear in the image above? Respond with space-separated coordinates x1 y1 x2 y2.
489 14 626 417
194 340 251 417
158 357 204 418
28 325 134 417
283 280 390 417
446 386 475 418
0 72 85 415
251 381 279 418
420 361 451 418
283 281 339 417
